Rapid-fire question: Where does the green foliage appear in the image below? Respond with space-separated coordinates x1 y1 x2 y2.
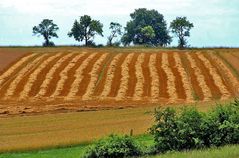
170 16 194 48
107 22 122 46
122 8 171 46
139 26 156 45
83 134 141 158
33 19 59 47
68 15 103 46
150 99 239 153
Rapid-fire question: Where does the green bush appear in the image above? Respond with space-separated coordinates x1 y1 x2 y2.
150 99 239 153
83 134 142 158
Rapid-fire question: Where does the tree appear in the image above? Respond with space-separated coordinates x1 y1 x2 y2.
170 17 194 48
139 26 155 45
68 15 103 46
122 8 171 46
107 22 122 46
33 19 59 47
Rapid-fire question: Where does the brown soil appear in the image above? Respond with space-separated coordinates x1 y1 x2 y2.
221 52 239 77
156 52 168 98
76 53 103 96
0 49 29 73
13 55 52 97
59 53 90 96
127 53 139 97
44 54 77 96
108 54 128 97
168 52 186 99
205 53 236 97
0 48 238 116
0 54 41 98
181 53 204 100
142 53 151 97
192 53 222 99
93 53 115 96
29 53 65 97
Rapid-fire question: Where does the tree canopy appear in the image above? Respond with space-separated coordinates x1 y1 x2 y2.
33 19 59 47
139 26 155 45
107 22 122 46
122 8 171 46
170 16 194 48
68 15 103 46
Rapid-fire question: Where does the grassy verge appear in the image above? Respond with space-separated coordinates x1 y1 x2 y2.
150 145 239 158
1 135 238 158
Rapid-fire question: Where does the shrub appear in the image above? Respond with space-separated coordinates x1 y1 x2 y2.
207 102 239 146
150 99 239 153
83 134 141 158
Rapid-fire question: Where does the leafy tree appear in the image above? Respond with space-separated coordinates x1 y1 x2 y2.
107 22 122 46
139 26 155 45
68 15 103 46
33 19 59 47
170 16 194 48
122 8 171 46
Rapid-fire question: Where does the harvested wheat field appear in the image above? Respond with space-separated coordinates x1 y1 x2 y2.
0 48 239 116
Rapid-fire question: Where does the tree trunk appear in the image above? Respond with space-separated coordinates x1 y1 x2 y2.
109 38 113 46
85 37 88 46
179 37 185 49
44 35 49 47
46 38 49 46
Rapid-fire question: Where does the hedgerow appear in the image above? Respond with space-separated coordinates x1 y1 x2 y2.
150 99 239 153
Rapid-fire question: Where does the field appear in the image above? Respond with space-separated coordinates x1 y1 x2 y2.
0 48 238 116
0 47 239 153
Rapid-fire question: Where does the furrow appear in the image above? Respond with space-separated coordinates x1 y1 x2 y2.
108 54 127 97
50 53 87 97
82 53 109 100
161 53 178 102
197 52 230 100
168 53 186 100
142 53 151 97
0 53 38 86
208 53 239 95
19 53 63 100
66 53 97 99
173 52 194 102
28 54 65 97
35 53 74 98
186 53 212 101
100 53 122 98
133 53 145 101
149 53 159 102
59 53 90 96
193 53 221 99
115 53 134 100
127 54 139 97
156 53 168 98
4 54 48 100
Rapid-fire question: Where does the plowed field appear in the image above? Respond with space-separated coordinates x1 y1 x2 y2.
0 48 239 116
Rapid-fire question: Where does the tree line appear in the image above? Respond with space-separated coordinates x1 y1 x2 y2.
33 8 194 48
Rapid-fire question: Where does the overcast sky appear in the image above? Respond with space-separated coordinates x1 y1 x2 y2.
0 0 239 47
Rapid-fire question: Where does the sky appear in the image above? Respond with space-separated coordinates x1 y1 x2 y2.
0 0 239 47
